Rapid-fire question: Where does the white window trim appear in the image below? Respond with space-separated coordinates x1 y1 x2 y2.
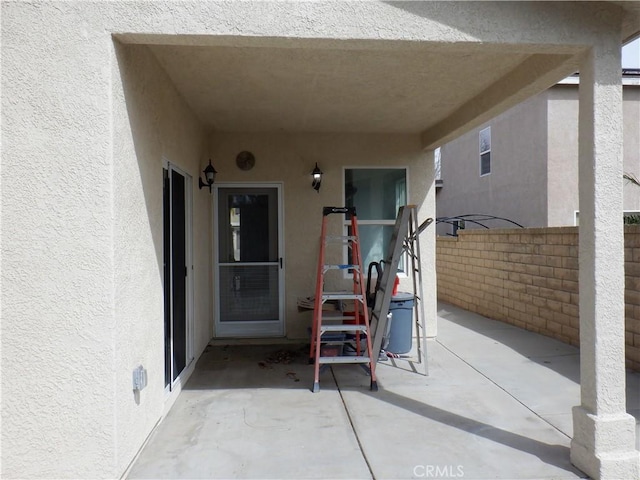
479 126 491 177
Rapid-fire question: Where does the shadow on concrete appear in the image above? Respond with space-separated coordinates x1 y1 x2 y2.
438 304 582 384
182 343 584 473
354 386 585 476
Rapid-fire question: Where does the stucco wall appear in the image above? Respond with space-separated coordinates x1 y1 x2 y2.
2 4 117 478
1 4 213 477
546 86 580 226
547 83 640 226
113 43 210 475
436 93 548 235
210 133 434 340
436 227 640 372
623 86 640 210
439 82 640 231
1 1 633 478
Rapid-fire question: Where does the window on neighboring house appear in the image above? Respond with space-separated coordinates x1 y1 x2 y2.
479 126 491 176
435 147 442 181
344 168 407 273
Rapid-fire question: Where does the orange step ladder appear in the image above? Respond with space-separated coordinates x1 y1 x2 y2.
309 206 378 393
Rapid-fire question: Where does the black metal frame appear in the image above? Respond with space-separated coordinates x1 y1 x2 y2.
436 214 524 236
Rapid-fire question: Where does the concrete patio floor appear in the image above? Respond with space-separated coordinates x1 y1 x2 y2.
127 303 640 479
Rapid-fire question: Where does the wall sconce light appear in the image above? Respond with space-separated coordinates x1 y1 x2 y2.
311 163 323 192
198 159 217 193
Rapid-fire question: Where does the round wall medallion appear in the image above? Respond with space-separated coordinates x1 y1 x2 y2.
236 151 255 171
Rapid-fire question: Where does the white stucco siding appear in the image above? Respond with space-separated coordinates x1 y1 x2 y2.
548 84 640 225
209 133 433 340
436 93 548 233
112 42 209 475
489 94 549 228
1 1 635 479
1 3 213 478
110 1 623 52
547 87 581 226
438 83 640 230
623 87 640 211
1 2 116 478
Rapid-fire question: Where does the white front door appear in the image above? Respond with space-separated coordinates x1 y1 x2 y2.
214 184 284 337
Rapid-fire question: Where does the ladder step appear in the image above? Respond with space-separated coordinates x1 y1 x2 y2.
318 356 371 364
324 264 359 271
321 313 359 322
326 235 358 243
321 325 368 333
322 293 365 301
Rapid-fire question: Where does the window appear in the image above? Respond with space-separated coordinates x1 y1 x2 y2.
344 168 407 272
479 126 491 176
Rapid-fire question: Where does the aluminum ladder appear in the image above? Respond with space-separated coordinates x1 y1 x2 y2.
370 205 431 375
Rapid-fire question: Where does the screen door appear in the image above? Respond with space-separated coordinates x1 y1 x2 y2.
214 185 284 337
163 165 193 389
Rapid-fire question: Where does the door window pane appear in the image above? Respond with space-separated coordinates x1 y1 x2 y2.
218 191 277 263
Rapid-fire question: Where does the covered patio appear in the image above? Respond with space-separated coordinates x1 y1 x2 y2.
4 2 640 478
127 303 640 479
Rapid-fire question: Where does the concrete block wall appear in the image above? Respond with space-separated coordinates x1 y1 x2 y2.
624 225 640 372
436 226 640 371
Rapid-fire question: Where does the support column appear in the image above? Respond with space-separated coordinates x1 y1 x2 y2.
422 149 437 338
571 39 640 480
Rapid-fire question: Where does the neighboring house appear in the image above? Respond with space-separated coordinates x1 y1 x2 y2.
2 2 639 479
436 70 640 236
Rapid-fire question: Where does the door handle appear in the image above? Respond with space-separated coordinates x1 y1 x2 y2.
279 257 283 269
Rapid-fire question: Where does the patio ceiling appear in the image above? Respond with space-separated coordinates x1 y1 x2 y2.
150 43 533 134
148 41 577 145
142 0 640 145
120 1 640 147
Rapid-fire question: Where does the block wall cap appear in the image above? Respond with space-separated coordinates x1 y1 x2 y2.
454 226 578 237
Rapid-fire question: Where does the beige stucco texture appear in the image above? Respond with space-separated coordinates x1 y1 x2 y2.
113 42 211 474
2 1 639 479
437 81 640 230
548 84 640 226
150 43 530 134
437 93 549 232
210 133 432 340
